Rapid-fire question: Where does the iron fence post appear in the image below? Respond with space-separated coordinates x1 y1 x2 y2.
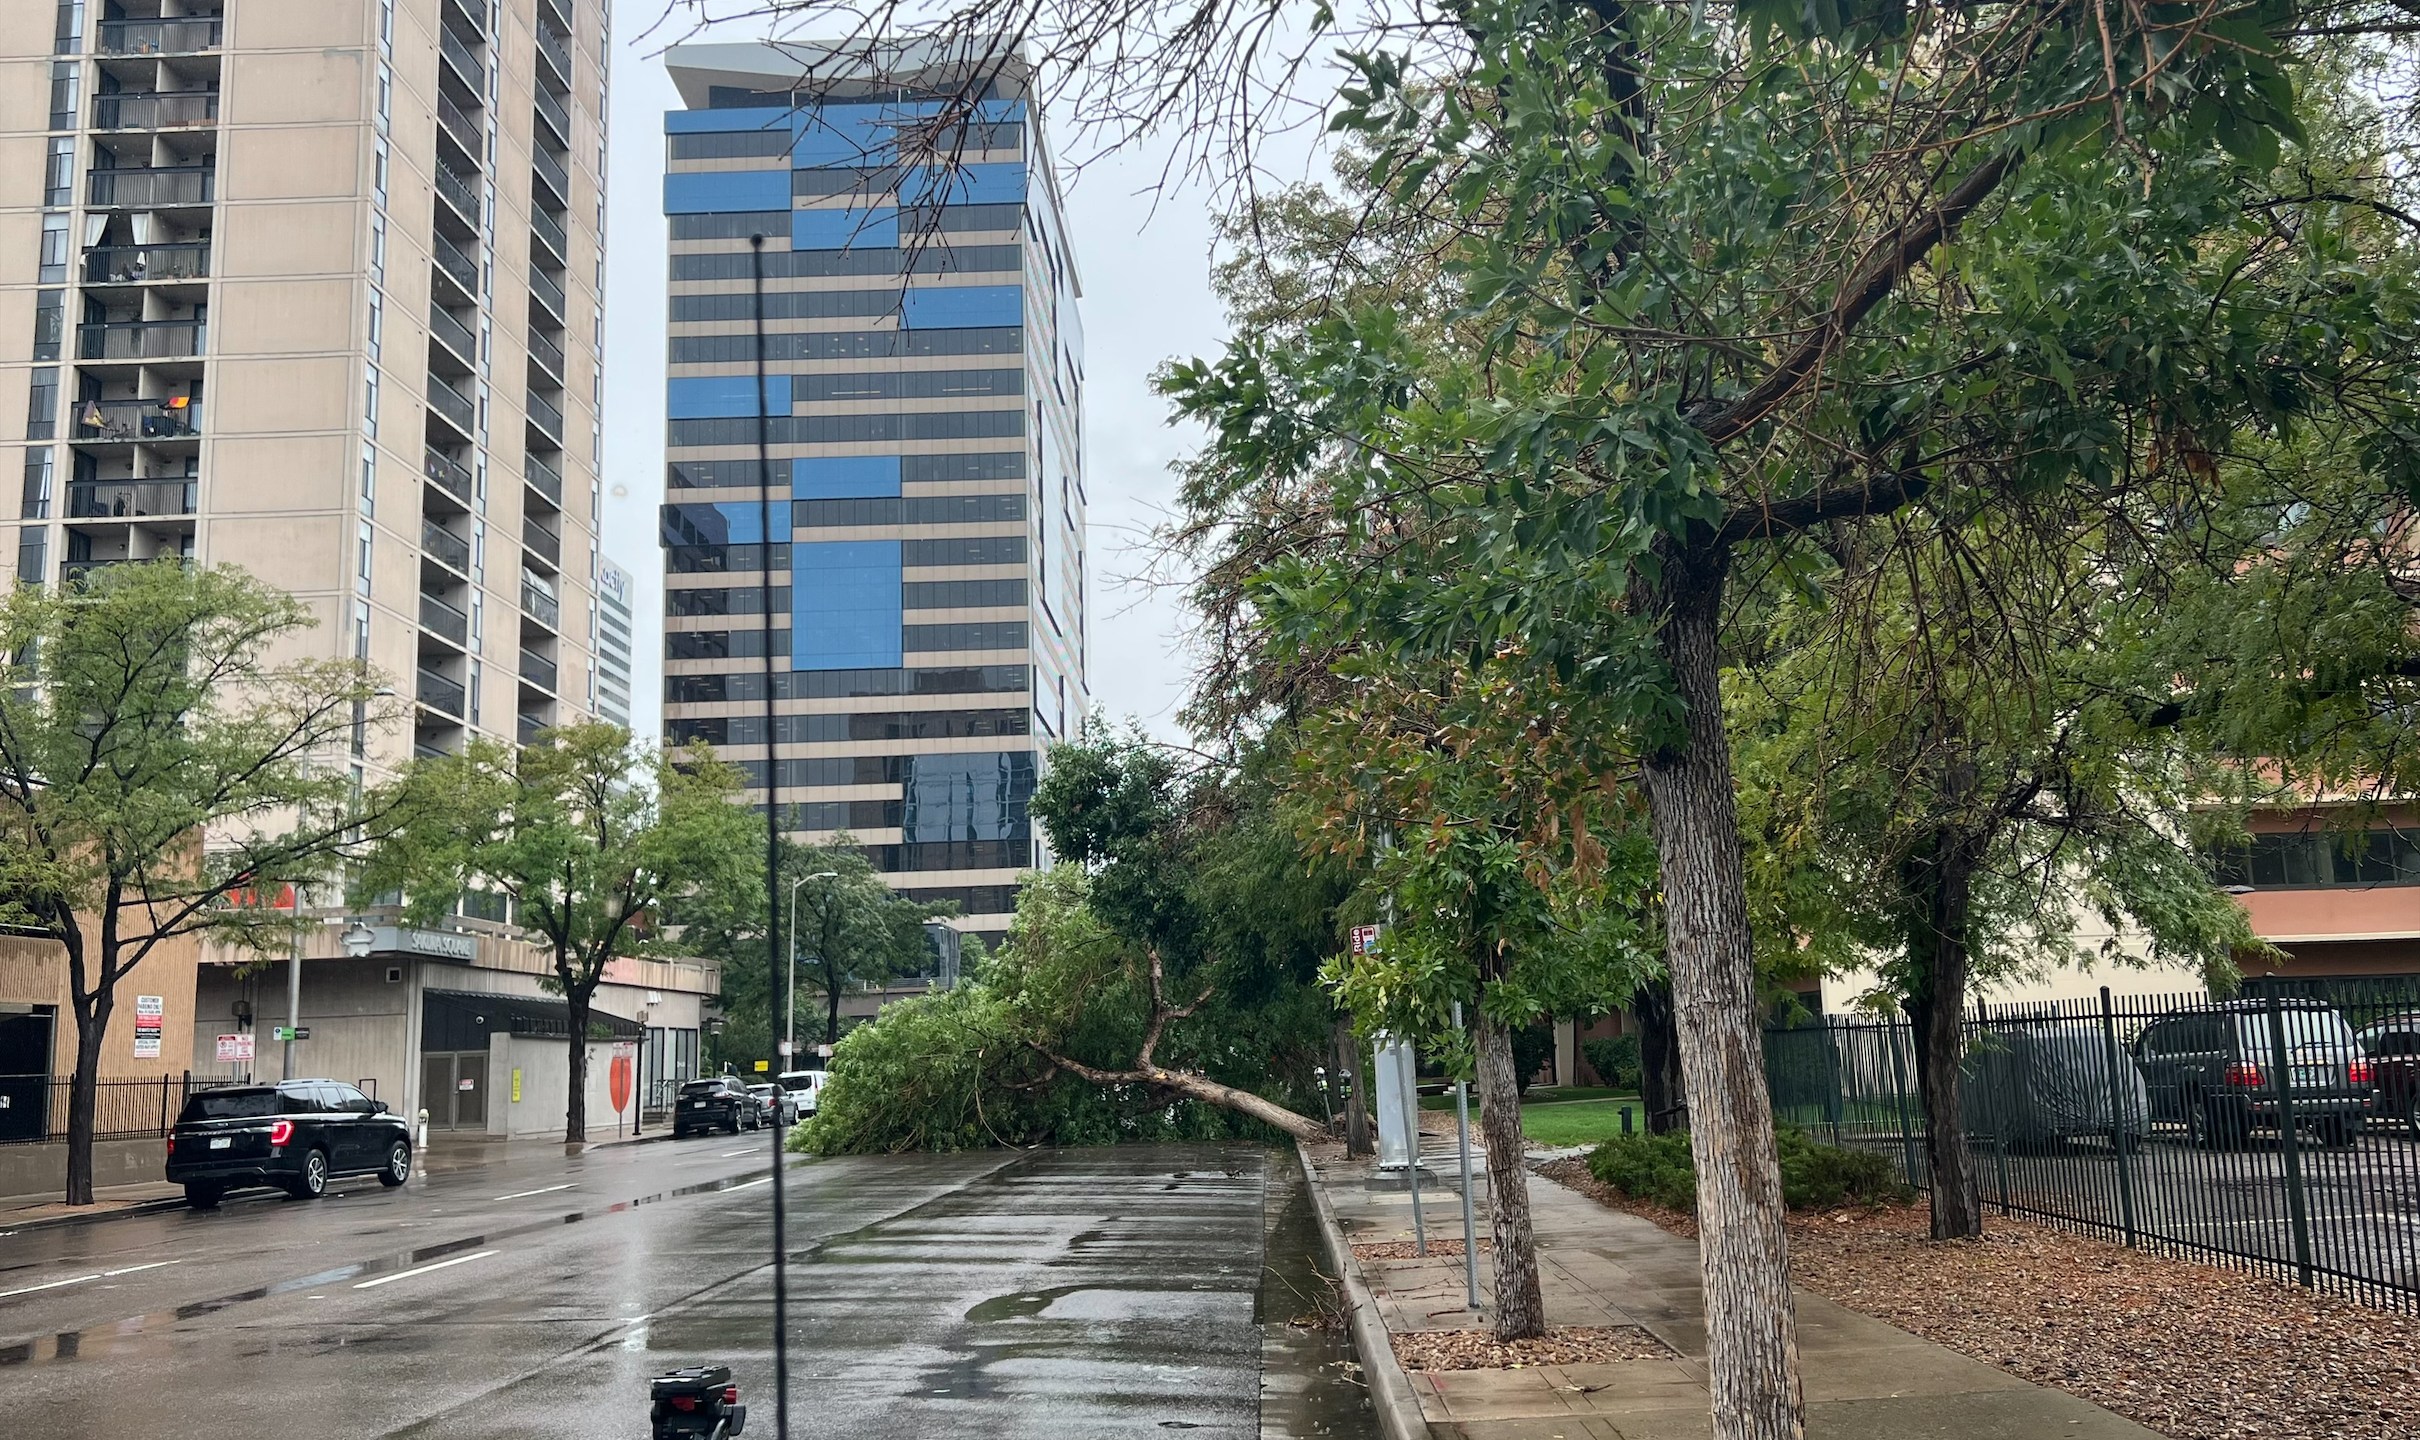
2097 987 2139 1248
1883 1017 1923 1188
2264 995 2316 1288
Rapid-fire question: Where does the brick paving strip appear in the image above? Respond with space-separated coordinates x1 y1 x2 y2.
1301 1136 2165 1439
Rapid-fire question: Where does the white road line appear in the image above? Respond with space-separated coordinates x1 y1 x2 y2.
718 1148 756 1157
491 1183 575 1201
0 1273 97 1299
353 1249 498 1290
101 1260 180 1278
724 1176 770 1190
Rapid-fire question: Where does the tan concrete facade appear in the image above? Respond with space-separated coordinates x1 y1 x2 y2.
0 929 202 1080
2 0 610 772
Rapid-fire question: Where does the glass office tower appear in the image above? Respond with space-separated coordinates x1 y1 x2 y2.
659 43 1088 955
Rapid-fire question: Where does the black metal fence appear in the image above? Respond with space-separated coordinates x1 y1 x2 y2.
0 1073 229 1146
1768 979 2420 1314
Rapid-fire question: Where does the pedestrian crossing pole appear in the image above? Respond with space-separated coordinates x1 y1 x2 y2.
1451 1001 1480 1312
1383 885 1426 1255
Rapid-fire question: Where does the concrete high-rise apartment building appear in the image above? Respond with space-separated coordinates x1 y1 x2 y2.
1 0 610 771
596 553 632 729
658 42 1089 953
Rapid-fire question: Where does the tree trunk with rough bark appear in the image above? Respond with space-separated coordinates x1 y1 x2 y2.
1474 1009 1547 1341
64 994 109 1205
1633 979 1684 1134
1637 542 1805 1440
1336 1016 1373 1157
1901 829 1984 1241
1047 1050 1331 1140
562 953 591 1143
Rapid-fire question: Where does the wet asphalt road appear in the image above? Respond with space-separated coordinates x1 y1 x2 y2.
0 1136 1369 1439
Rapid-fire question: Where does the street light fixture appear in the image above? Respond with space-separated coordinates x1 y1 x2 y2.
786 870 839 1062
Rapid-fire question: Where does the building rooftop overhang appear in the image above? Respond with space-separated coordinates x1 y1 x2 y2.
665 38 1035 110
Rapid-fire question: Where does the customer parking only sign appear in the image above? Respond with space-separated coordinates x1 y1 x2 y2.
133 995 163 1059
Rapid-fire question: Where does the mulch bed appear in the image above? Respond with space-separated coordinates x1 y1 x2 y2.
1353 1237 1493 1260
1393 1325 1673 1371
1535 1157 2420 1440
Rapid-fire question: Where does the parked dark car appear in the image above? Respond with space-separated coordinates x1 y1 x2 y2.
2133 1000 2374 1147
2353 1014 2420 1130
166 1080 412 1208
673 1077 759 1138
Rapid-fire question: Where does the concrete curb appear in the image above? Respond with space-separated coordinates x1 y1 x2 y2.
1294 1139 1440 1440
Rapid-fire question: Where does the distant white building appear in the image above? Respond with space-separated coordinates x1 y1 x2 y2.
597 558 635 731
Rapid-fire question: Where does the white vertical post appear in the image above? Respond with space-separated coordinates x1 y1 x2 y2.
1451 1001 1480 1311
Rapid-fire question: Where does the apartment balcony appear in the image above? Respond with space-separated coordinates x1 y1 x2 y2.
429 304 478 372
521 578 561 631
92 91 220 131
525 389 564 445
530 203 569 265
443 0 488 41
419 591 470 649
438 24 487 98
99 17 224 56
524 518 561 569
529 267 567 326
532 146 571 207
421 518 472 575
524 453 563 507
427 375 476 440
77 319 206 362
431 231 479 306
436 90 484 169
87 164 215 209
527 327 565 383
417 667 468 719
518 650 559 695
434 162 481 233
423 445 474 509
535 25 573 89
516 712 549 744
539 0 574 38
84 242 211 285
533 84 571 147
71 395 202 442
67 479 197 520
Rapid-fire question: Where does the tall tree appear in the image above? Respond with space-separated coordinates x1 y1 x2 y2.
363 725 759 1141
789 838 952 1047
0 562 392 1204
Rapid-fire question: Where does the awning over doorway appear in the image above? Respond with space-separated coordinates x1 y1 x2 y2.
421 989 645 1049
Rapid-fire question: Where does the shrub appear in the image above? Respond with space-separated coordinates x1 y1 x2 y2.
1584 1127 1913 1212
1581 1034 1642 1092
1510 1022 1556 1095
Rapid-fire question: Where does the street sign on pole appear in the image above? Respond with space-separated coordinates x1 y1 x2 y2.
215 1033 255 1064
1349 924 1381 955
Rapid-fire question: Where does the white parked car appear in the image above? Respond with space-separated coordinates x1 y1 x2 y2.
777 1069 827 1118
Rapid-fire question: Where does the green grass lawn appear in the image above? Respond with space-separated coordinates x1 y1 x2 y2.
1419 1084 1630 1111
1517 1097 1640 1148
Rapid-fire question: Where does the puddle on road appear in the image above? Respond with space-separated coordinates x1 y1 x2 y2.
1259 1149 1379 1440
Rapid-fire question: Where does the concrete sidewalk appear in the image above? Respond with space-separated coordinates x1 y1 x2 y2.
1303 1141 2163 1440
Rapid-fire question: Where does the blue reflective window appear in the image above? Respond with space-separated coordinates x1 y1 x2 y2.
793 540 903 670
793 456 902 500
901 286 1023 330
791 206 899 250
667 374 789 419
661 502 775 547
902 752 1038 843
667 106 801 135
898 163 1026 206
664 169 794 215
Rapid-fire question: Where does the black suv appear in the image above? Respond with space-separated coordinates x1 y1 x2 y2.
166 1080 413 1208
2133 1000 2375 1147
673 1077 759 1138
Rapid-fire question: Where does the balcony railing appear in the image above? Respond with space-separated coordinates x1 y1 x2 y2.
67 479 197 519
427 375 476 435
438 24 487 94
519 650 559 693
539 0 574 37
92 91 220 131
424 447 474 508
419 591 470 647
526 389 564 443
77 320 206 362
429 304 478 366
99 17 223 55
87 165 215 208
536 25 573 85
443 0 488 40
524 453 563 505
521 579 561 630
85 242 211 284
435 162 481 226
533 84 571 146
72 395 202 440
532 146 570 204
517 713 547 744
524 519 561 568
421 520 472 574
530 203 569 264
417 667 468 718
529 267 567 324
431 231 479 299
527 326 565 381
436 90 484 165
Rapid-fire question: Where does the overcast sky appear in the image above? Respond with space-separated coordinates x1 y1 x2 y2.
597 15 1318 746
